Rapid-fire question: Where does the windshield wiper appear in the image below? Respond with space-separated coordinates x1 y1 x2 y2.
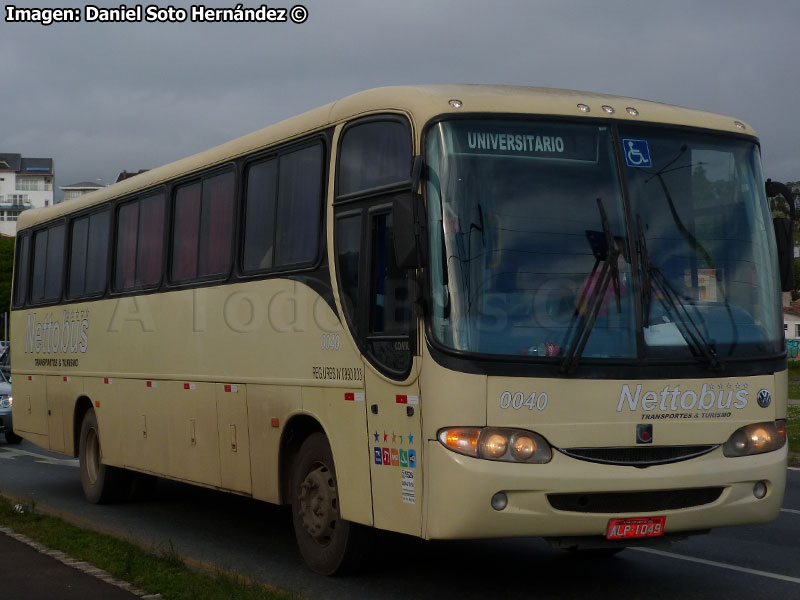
560 198 621 374
637 214 723 371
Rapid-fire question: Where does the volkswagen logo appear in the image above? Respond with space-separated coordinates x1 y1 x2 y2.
756 389 771 408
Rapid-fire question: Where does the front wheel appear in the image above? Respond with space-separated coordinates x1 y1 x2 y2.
290 432 368 575
78 409 130 503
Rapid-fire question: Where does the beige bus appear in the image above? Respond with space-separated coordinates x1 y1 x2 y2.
10 85 791 574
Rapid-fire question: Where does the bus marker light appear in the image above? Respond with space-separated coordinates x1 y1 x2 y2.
734 121 746 130
491 492 508 511
602 105 614 114
103 378 112 385
27 376 32 381
63 376 70 382
271 418 279 428
626 107 639 116
95 401 100 408
577 103 591 113
449 99 463 109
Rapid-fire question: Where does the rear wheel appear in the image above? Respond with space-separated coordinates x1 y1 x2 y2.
290 432 368 575
78 410 130 503
4 431 23 445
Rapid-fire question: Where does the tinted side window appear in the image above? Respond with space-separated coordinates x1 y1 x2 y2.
242 159 278 271
13 234 30 306
31 224 65 303
370 212 409 334
115 201 139 290
276 145 323 266
115 194 165 291
338 121 411 196
45 225 65 300
136 194 165 287
242 143 324 273
199 172 235 277
336 214 362 334
69 216 89 297
172 183 201 281
172 172 234 282
31 229 48 302
70 210 110 298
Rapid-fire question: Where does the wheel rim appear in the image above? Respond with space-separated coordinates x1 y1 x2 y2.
85 426 100 485
297 463 338 544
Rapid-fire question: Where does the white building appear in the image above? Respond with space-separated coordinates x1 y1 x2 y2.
0 153 54 236
60 181 105 202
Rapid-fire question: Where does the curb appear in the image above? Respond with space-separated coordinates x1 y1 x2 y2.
0 525 161 599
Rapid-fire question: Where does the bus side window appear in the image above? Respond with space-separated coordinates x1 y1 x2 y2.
13 234 30 307
172 172 234 283
115 193 165 291
242 143 324 273
368 211 411 374
31 223 65 304
335 213 363 336
69 209 110 298
243 158 278 271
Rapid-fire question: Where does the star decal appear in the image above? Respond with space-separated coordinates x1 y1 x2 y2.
392 432 396 443
383 431 388 442
408 433 414 445
373 431 379 442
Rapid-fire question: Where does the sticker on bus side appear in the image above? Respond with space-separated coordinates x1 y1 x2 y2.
401 469 415 504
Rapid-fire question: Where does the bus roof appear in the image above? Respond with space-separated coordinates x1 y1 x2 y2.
18 84 757 231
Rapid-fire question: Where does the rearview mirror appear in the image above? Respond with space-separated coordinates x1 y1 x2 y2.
393 193 426 269
766 179 795 292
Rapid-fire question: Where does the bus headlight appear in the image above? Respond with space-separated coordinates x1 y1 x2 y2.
0 395 11 409
438 427 552 464
722 420 786 457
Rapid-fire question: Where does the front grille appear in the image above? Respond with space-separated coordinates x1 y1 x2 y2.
559 445 718 467
548 488 724 513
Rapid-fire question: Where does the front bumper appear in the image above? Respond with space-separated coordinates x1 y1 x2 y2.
423 440 786 540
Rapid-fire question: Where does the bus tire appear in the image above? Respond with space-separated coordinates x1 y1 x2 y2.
290 432 368 575
78 410 130 504
4 431 23 444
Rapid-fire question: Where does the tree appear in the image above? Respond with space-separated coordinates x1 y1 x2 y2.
0 236 14 313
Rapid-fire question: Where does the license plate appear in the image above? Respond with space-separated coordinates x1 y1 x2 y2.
606 516 666 540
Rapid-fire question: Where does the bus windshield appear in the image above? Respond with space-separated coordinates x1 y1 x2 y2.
425 119 783 363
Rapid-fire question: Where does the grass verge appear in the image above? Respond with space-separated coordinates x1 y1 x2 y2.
0 495 297 600
788 405 800 452
788 403 800 467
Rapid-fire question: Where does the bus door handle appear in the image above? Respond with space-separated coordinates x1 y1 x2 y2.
371 404 378 414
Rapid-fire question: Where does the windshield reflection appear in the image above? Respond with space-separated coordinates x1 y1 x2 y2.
425 120 783 364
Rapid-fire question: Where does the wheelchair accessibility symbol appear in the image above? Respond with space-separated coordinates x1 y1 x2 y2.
622 138 652 168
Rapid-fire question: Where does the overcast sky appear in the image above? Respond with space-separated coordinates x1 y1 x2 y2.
3 0 799 201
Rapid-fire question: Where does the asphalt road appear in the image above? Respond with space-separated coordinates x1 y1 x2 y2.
1 439 798 599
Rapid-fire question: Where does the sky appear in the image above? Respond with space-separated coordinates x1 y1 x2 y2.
2 0 799 201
